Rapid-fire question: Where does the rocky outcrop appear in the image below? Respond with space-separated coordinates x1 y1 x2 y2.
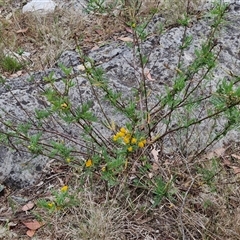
0 2 240 188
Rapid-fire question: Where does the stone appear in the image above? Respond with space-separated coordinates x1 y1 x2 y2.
22 0 56 13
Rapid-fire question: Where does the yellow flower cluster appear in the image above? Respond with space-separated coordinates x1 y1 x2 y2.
61 185 68 192
47 202 55 208
138 139 147 148
85 159 93 167
113 127 147 151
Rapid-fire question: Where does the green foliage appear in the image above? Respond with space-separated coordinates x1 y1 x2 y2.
28 133 43 154
153 177 174 207
178 13 191 27
0 55 24 73
37 186 76 213
197 159 219 191
84 0 118 14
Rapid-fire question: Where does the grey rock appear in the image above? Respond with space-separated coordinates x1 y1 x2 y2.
22 0 56 13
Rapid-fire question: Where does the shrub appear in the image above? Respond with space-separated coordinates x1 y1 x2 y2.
0 1 239 206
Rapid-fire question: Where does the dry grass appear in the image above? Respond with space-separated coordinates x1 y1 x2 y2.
0 1 126 72
0 0 206 74
159 0 207 24
35 192 129 239
1 144 240 239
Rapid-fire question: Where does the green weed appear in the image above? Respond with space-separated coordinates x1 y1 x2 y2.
197 158 220 191
0 55 24 73
37 185 77 213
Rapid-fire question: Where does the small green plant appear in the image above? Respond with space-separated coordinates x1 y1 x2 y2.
17 48 24 56
0 55 24 73
84 0 118 14
197 159 220 191
37 186 76 213
153 177 175 206
203 199 214 210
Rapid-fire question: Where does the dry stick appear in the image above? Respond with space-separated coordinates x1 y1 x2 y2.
152 47 218 118
30 127 100 154
0 107 32 127
149 3 225 129
181 48 221 102
51 75 106 146
75 75 85 107
171 94 211 156
176 0 191 72
120 53 142 94
11 74 68 135
134 32 151 136
178 153 195 240
149 44 222 135
183 104 207 154
0 119 29 142
152 97 240 144
83 65 112 124
183 44 222 99
193 123 232 160
70 104 108 146
68 94 113 150
123 6 159 131
36 84 75 133
68 97 115 149
5 135 23 154
16 142 73 163
0 111 94 157
38 69 113 150
76 45 114 130
26 139 89 159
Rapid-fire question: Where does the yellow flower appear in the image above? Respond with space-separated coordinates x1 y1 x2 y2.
61 185 68 192
131 138 137 144
123 136 130 144
113 132 125 141
120 127 127 134
116 131 125 138
113 135 118 141
101 166 106 172
47 202 54 208
126 133 131 138
138 141 145 148
85 159 93 167
132 22 136 28
127 146 133 152
61 103 68 109
66 158 71 163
